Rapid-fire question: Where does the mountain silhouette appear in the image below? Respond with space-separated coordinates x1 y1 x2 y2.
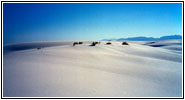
102 35 182 41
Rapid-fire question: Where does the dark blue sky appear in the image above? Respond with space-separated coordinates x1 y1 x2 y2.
3 3 182 44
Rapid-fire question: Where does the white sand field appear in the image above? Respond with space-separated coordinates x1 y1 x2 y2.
3 40 182 97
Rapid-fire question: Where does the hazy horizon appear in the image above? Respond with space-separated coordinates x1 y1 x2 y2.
3 3 182 44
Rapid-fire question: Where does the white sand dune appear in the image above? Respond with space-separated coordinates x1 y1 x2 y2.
3 40 182 97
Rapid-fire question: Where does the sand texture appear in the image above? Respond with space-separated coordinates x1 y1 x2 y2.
3 40 182 97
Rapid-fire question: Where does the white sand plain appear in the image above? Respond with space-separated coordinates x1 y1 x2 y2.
3 40 182 97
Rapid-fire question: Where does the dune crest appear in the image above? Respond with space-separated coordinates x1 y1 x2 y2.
3 40 182 97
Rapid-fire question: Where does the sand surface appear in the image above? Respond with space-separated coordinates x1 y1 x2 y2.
3 40 182 97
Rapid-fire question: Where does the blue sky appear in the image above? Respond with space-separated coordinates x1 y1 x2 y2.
3 3 182 44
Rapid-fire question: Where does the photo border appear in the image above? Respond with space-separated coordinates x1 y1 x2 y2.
1 1 184 99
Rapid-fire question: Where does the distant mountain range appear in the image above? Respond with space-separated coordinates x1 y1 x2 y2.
102 35 182 41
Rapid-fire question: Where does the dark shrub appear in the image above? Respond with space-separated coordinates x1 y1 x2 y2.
94 42 98 44
91 42 97 46
73 42 79 46
150 42 155 44
122 42 129 45
90 41 100 46
37 47 44 49
79 42 83 44
91 41 100 46
106 42 112 45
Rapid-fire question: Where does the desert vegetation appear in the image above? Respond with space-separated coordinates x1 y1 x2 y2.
94 42 100 44
106 42 112 45
90 41 100 46
149 41 156 44
37 47 44 49
73 42 83 46
79 42 83 44
122 42 129 45
73 42 79 46
91 42 97 46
